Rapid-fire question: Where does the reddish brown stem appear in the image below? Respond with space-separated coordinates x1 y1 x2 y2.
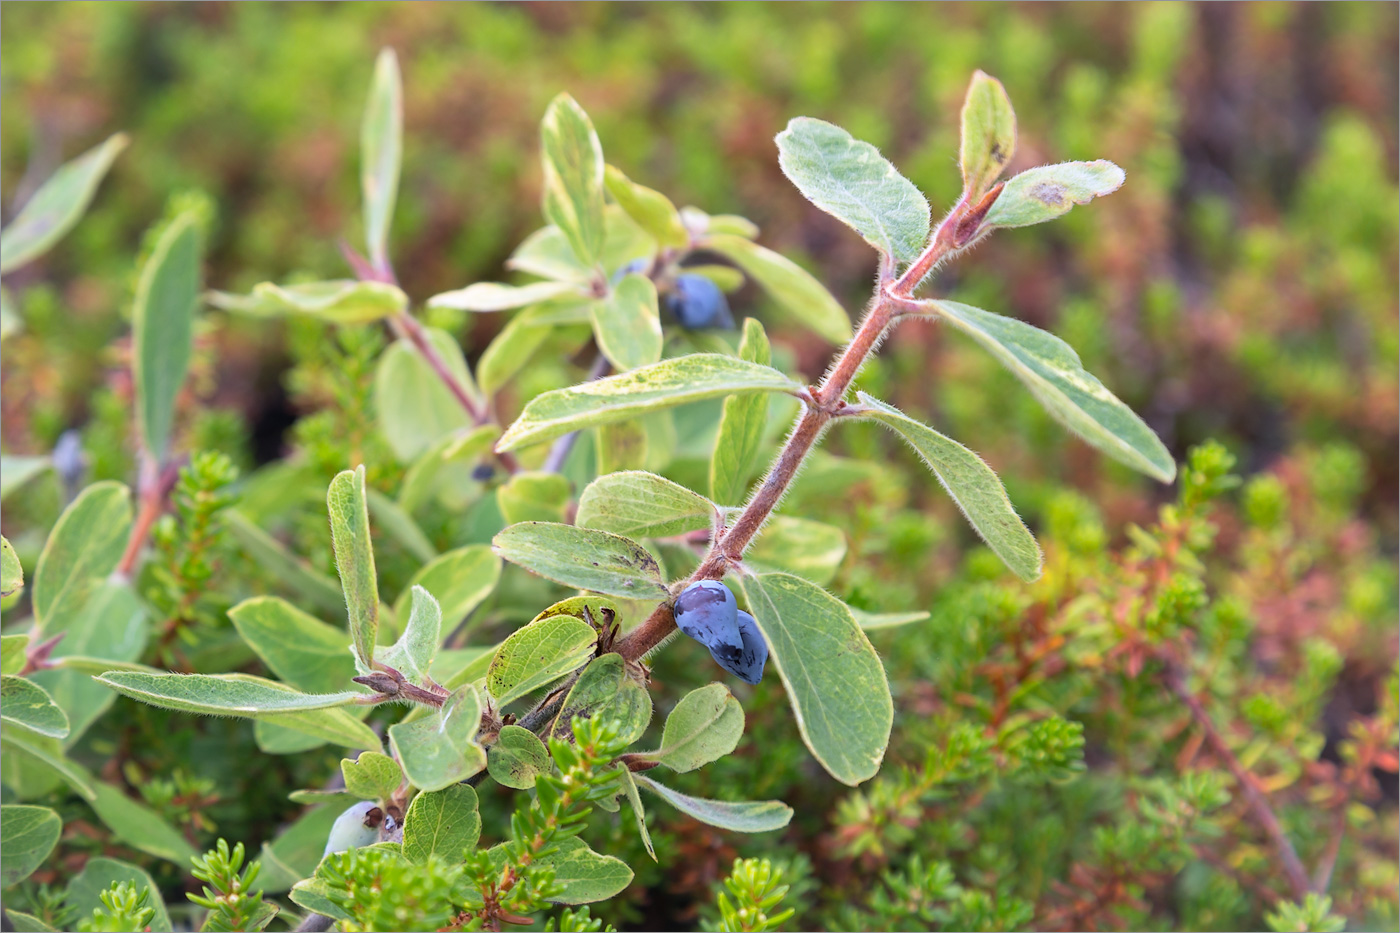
114 456 182 581
1164 661 1311 901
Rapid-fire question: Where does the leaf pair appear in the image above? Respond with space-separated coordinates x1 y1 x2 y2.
774 70 1124 268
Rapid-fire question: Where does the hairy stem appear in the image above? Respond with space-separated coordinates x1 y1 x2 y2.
113 456 182 581
1164 660 1311 901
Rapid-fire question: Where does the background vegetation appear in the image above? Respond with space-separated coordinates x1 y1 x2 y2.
1 3 1396 931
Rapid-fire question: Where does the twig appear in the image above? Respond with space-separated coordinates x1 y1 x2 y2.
113 456 184 581
1311 806 1347 893
1163 660 1311 901
341 240 522 473
542 352 612 474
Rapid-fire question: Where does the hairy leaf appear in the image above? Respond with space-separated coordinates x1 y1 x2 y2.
531 836 633 905
493 522 668 600
983 160 1126 229
388 685 486 791
634 774 792 832
328 466 380 673
209 280 408 323
541 93 606 266
403 784 481 864
427 280 583 312
776 117 929 264
229 597 357 695
342 751 404 802
97 671 363 716
853 392 1041 581
375 586 441 685
576 471 717 539
1 676 69 739
960 70 1017 200
1 536 21 597
0 133 127 274
0 805 61 886
593 273 662 371
928 300 1175 481
650 682 744 773
498 354 800 451
551 653 651 744
487 724 553 789
486 614 597 707
736 573 891 785
133 207 202 458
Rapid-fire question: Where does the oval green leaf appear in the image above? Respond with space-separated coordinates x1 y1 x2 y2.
388 685 486 791
133 207 202 459
487 724 553 789
497 353 800 451
403 784 480 864
982 160 1125 229
1 676 69 739
1 805 61 886
229 596 357 695
96 671 363 716
592 273 662 372
486 614 597 707
852 392 1041 581
493 522 669 600
342 751 404 802
541 93 606 267
576 471 717 540
650 682 744 773
710 317 772 505
960 70 1017 201
775 117 929 264
735 572 891 786
928 300 1175 482
551 653 651 745
361 48 401 269
634 773 792 833
328 466 380 673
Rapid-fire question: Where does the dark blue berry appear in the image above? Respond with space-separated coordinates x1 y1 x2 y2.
663 274 734 330
673 580 743 660
709 609 767 685
471 462 495 482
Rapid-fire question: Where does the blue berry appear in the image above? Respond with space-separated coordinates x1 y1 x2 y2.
673 580 743 660
471 462 494 482
709 609 767 685
663 274 734 330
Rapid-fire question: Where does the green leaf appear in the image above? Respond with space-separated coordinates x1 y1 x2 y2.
851 607 930 630
1 805 60 886
96 671 363 716
1 676 69 739
592 273 662 371
486 725 552 789
959 70 1016 201
388 685 486 791
229 597 357 695
402 784 480 863
595 419 649 475
540 93 606 267
604 164 687 248
32 481 130 631
342 751 403 802
576 471 718 539
477 313 554 397
31 579 147 745
496 471 571 525
775 117 929 264
375 586 440 685
1 634 27 676
65 857 170 933
252 708 378 754
428 280 583 312
493 523 668 600
0 456 50 501
133 208 202 459
747 515 848 586
0 729 96 800
486 614 597 707
634 773 792 833
619 771 656 860
710 318 772 505
398 427 499 514
374 328 480 460
0 133 127 275
531 836 633 905
982 161 1126 229
681 206 759 240
289 877 353 925
506 225 591 283
551 653 651 745
258 805 344 893
1 536 21 597
225 511 346 617
208 280 408 323
852 392 1041 581
366 488 437 564
498 353 800 451
703 235 851 344
649 683 743 773
328 466 380 673
392 545 500 636
361 48 401 269
5 908 55 932
928 300 1175 481
735 573 891 785
88 781 198 865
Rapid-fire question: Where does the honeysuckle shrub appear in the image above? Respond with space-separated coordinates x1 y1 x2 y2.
1 16 1396 933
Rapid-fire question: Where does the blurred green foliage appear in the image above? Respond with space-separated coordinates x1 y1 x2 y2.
1 3 1396 932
